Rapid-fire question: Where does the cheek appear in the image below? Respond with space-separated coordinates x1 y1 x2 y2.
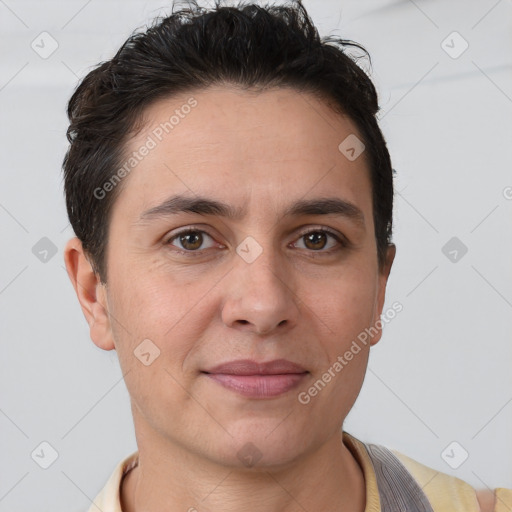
110 262 191 328
106 264 214 368
105 269 201 419
304 262 378 344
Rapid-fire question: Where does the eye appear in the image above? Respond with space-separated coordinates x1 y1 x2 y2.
293 228 344 252
166 228 217 253
165 226 346 256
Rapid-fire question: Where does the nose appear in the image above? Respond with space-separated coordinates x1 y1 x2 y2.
221 244 300 335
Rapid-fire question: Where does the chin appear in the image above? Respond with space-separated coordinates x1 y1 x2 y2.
211 421 311 470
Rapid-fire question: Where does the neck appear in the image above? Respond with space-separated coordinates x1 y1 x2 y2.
120 427 365 512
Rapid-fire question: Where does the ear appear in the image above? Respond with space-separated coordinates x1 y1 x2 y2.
370 243 396 346
63 237 115 351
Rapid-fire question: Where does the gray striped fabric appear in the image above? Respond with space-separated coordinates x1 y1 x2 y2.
364 443 435 512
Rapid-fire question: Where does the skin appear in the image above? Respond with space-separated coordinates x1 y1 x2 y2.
476 489 495 512
65 85 396 512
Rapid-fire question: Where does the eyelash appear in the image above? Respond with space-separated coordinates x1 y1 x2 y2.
165 226 347 257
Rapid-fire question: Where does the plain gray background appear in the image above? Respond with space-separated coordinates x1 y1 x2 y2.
1 0 511 510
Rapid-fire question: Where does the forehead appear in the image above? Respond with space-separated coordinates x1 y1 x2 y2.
115 85 372 220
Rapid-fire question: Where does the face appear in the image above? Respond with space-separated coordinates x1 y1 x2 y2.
67 85 394 468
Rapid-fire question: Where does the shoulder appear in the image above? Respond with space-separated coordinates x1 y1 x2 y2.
392 450 512 512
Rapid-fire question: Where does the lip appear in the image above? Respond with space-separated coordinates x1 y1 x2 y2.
204 358 307 375
202 359 309 399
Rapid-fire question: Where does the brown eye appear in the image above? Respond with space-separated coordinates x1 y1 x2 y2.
167 229 216 252
179 231 203 250
294 229 342 252
303 231 328 250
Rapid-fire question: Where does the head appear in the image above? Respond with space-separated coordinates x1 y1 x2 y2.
64 0 396 468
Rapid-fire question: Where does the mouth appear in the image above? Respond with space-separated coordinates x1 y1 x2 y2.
201 359 309 399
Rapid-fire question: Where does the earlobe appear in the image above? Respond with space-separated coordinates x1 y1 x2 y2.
370 243 397 346
63 237 115 351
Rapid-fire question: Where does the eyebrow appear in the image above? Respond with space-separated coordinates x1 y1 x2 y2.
138 194 365 228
